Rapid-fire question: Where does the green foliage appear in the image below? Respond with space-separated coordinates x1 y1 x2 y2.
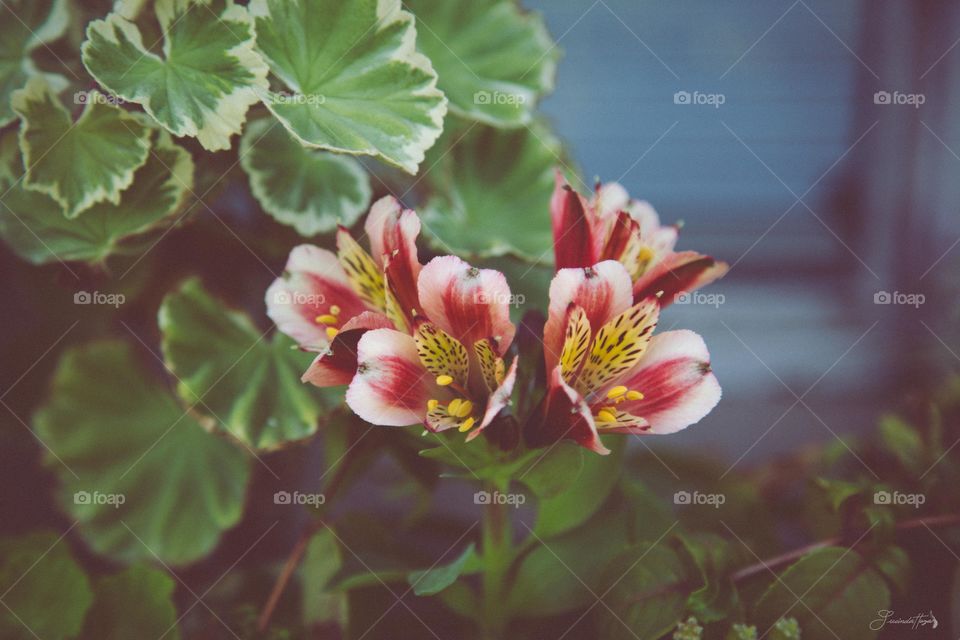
0 532 93 640
408 543 477 596
240 118 371 236
79 565 180 640
249 0 447 174
159 278 327 449
301 529 347 630
33 341 251 565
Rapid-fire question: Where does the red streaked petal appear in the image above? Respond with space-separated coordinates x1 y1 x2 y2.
543 260 633 372
616 330 721 434
599 210 639 264
417 256 516 354
632 251 729 306
346 329 446 426
266 245 368 350
467 356 519 441
523 366 610 455
365 196 423 326
301 312 393 387
551 172 597 269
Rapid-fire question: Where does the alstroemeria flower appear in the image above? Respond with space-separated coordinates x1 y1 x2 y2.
266 196 422 386
551 172 729 305
525 260 721 454
346 256 518 438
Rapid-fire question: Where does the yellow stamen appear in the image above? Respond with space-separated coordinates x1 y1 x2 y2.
316 314 339 325
454 400 473 418
626 390 644 401
329 305 341 315
606 385 628 399
596 410 617 423
448 398 463 416
325 327 339 340
427 399 439 412
458 417 476 433
436 374 454 386
638 246 655 263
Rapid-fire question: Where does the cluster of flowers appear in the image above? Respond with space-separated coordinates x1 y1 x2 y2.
266 173 728 454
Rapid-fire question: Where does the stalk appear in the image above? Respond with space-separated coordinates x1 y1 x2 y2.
480 480 513 639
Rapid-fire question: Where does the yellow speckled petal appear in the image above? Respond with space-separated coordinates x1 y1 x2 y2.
337 227 387 311
474 338 505 391
559 305 591 384
415 322 469 387
576 299 659 395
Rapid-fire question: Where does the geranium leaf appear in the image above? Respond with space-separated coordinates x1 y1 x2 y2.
12 77 152 218
240 118 371 236
158 278 326 450
0 532 93 640
81 0 268 151
754 547 890 640
248 0 447 174
78 565 179 640
33 341 251 565
422 122 559 261
0 0 69 127
407 0 557 127
0 127 194 265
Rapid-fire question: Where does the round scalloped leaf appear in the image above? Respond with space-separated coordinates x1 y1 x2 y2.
407 0 557 127
81 0 268 151
422 123 559 260
0 532 94 640
240 118 371 236
79 565 180 640
33 341 251 566
0 127 194 265
0 0 69 127
12 77 152 218
249 0 447 174
159 278 326 450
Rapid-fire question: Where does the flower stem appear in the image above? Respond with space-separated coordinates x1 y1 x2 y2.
481 480 512 639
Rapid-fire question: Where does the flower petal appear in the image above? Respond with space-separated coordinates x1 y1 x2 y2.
266 244 368 350
559 305 591 383
551 172 597 269
417 255 516 353
365 195 422 327
414 321 469 388
474 338 506 391
575 298 659 396
346 329 445 426
337 226 388 311
616 330 721 434
543 260 633 371
301 311 393 387
632 251 729 306
467 356 519 441
523 366 610 455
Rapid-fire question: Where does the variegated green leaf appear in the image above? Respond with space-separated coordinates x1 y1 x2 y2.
408 0 557 127
0 0 69 127
0 127 194 265
422 122 560 260
12 77 151 218
240 118 371 236
249 0 447 174
81 0 268 151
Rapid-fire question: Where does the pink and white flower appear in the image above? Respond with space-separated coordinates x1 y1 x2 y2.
346 256 518 439
524 260 721 454
551 172 729 305
266 196 422 386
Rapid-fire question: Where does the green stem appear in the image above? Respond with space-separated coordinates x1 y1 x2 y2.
480 480 513 639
